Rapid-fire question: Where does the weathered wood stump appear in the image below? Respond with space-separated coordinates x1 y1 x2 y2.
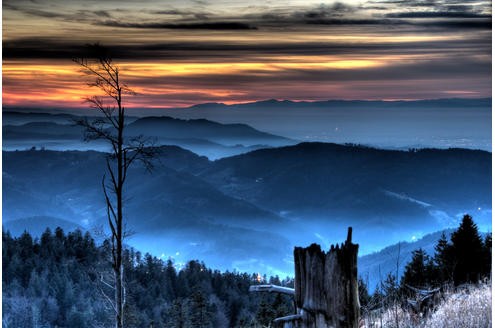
289 227 359 328
250 227 359 328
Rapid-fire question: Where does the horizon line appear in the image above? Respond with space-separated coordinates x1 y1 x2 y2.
3 96 492 113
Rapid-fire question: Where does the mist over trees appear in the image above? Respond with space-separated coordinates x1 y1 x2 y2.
3 214 490 327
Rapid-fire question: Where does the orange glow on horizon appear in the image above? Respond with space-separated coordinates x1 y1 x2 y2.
3 57 391 108
2 42 491 109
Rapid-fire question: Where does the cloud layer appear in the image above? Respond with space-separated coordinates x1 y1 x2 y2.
2 0 491 107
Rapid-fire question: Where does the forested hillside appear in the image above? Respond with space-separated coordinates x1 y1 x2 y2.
2 228 294 328
3 214 490 327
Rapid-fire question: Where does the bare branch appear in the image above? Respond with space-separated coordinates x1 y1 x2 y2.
121 138 158 182
97 275 118 314
74 117 119 146
73 57 118 91
105 159 118 194
100 274 116 291
83 96 120 129
102 175 118 270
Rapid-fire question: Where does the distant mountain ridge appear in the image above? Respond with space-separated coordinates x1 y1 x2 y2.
5 98 490 115
4 97 491 151
2 111 78 125
126 116 292 146
129 98 492 152
187 97 492 110
3 114 295 159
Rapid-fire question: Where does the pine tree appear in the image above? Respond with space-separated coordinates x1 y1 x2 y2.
433 232 454 283
369 288 384 311
165 259 178 301
17 231 35 286
168 299 187 328
382 273 398 306
401 248 435 289
188 291 212 328
450 214 484 284
256 296 276 327
481 234 492 277
358 277 371 312
272 293 290 319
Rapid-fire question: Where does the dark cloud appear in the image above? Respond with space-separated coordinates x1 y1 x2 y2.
293 2 356 19
436 0 490 4
369 0 489 8
386 11 491 18
4 33 489 60
91 10 112 18
298 16 491 29
151 9 211 21
366 0 491 28
235 2 491 30
402 0 438 7
4 0 491 33
4 1 218 28
359 5 390 10
420 19 491 29
4 3 113 21
154 9 194 15
3 39 89 59
3 3 68 18
304 18 398 25
192 0 208 5
443 5 476 11
368 0 437 7
99 20 257 30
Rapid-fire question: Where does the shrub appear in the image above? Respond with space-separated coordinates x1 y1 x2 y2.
360 282 491 328
423 283 491 328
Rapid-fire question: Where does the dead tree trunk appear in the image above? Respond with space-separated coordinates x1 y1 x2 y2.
291 227 359 328
250 228 360 328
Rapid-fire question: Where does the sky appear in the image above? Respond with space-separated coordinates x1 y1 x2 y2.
3 0 492 108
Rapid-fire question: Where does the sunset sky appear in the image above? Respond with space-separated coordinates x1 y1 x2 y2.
3 0 492 108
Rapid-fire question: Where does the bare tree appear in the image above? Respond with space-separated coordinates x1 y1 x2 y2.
73 44 154 328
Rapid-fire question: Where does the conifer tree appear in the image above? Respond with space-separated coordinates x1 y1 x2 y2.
433 232 454 283
358 277 371 312
256 296 276 327
401 248 435 289
382 273 399 306
481 234 492 277
450 214 484 284
188 291 212 328
169 299 187 328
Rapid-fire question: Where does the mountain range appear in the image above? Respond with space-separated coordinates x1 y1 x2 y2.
129 98 491 151
4 98 491 152
3 113 295 159
3 141 491 277
2 104 491 280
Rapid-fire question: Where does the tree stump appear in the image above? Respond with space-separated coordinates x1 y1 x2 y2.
291 227 360 328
